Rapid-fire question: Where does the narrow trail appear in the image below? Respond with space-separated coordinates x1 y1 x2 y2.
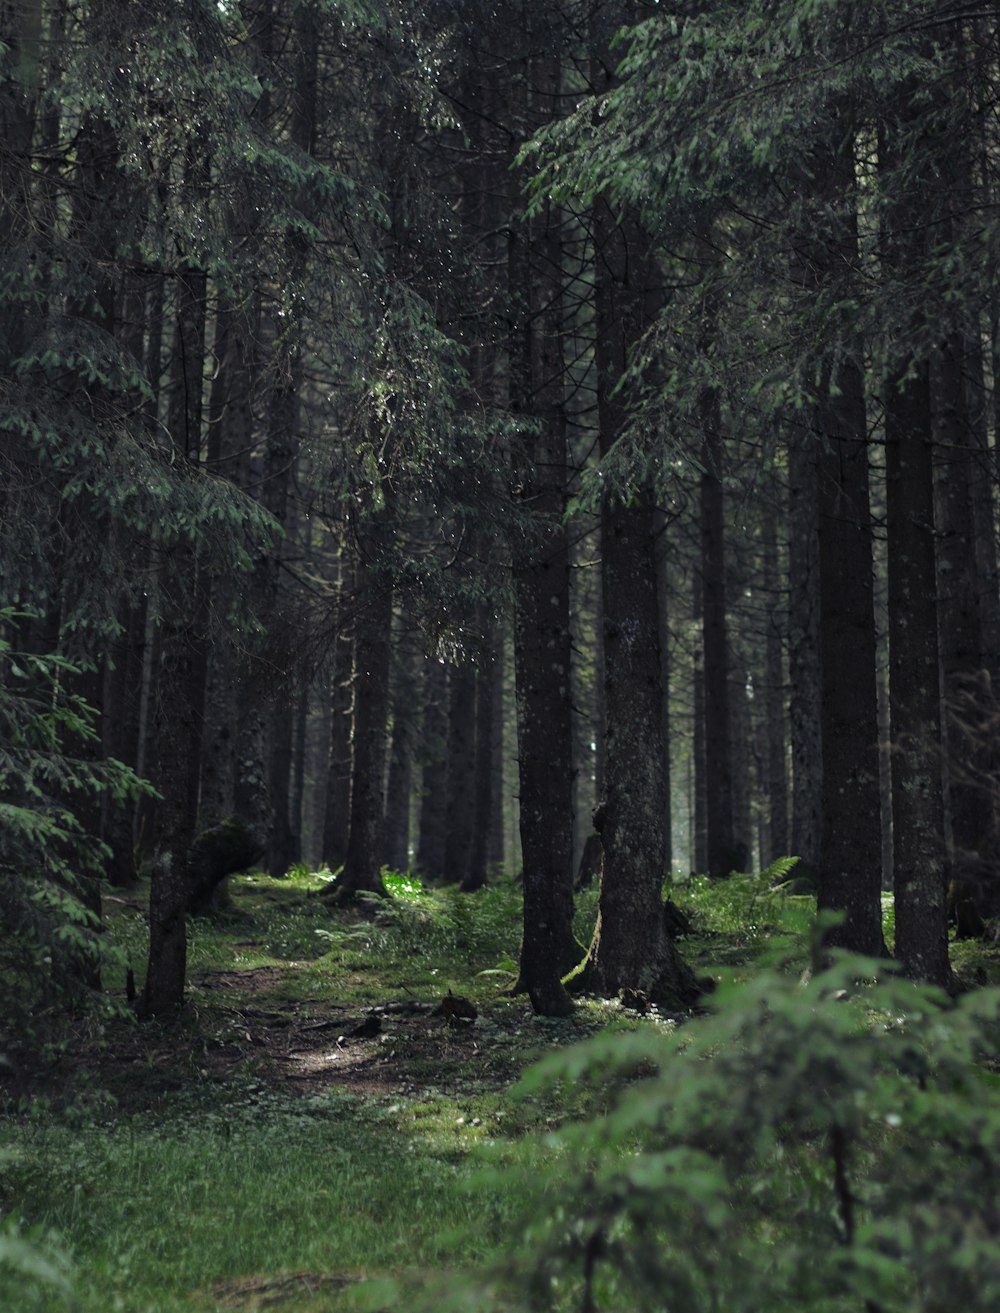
190 963 483 1098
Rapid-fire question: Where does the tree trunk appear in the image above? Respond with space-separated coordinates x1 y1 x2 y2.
787 427 822 876
464 619 499 891
700 385 737 876
333 551 392 901
384 618 419 873
815 362 884 955
691 567 709 874
141 250 208 1016
881 106 950 987
885 354 949 984
443 656 478 885
416 656 449 881
580 192 701 1010
322 554 354 871
487 633 506 873
654 509 673 874
729 639 752 871
762 508 788 860
934 334 992 930
505 14 580 1014
268 690 300 877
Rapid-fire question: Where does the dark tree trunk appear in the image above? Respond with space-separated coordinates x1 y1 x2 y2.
787 427 822 878
322 556 354 871
654 509 673 875
508 28 579 1013
102 266 155 887
384 620 419 873
885 355 949 985
965 329 1000 921
487 633 506 873
762 508 788 860
140 606 201 1016
580 192 701 1010
142 250 209 1017
443 657 478 885
691 568 709 874
729 641 752 871
268 691 300 877
416 656 449 881
464 620 499 891
881 104 950 987
934 334 992 928
700 385 737 877
102 606 145 887
815 363 884 955
785 128 885 952
333 552 392 901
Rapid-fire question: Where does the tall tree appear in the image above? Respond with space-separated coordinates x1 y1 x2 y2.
578 185 701 1007
508 5 580 1014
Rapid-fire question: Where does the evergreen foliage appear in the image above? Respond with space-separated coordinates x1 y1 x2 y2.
454 956 1000 1313
0 613 149 1044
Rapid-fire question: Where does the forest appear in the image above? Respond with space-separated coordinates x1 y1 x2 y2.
4 0 1000 1310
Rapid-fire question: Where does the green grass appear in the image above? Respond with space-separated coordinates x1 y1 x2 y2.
5 864 997 1313
0 868 590 1312
2 1084 525 1312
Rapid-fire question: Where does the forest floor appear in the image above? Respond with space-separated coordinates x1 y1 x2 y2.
0 870 644 1313
5 869 999 1313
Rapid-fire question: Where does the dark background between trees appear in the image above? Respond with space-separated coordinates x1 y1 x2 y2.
3 0 1000 1022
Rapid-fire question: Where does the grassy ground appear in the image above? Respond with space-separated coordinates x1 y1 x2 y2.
0 869 643 1313
4 867 997 1313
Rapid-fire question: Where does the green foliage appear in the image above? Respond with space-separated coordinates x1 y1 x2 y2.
341 871 523 979
0 1207 72 1313
0 614 149 1045
519 0 999 497
445 957 1000 1313
0 1085 509 1313
675 857 816 968
10 867 1000 1313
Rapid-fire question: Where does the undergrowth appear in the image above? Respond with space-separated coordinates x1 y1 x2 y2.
3 864 1000 1313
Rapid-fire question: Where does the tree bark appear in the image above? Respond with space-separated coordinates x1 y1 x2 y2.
463 618 499 891
443 656 478 885
885 354 949 984
141 246 209 1016
333 550 392 901
762 507 788 861
881 103 950 987
322 552 354 871
787 427 822 877
934 333 992 930
815 362 884 956
654 509 673 875
580 193 701 1010
416 656 449 881
384 618 419 873
507 13 579 1014
700 385 737 877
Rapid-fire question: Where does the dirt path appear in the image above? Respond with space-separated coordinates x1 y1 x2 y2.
79 961 522 1114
